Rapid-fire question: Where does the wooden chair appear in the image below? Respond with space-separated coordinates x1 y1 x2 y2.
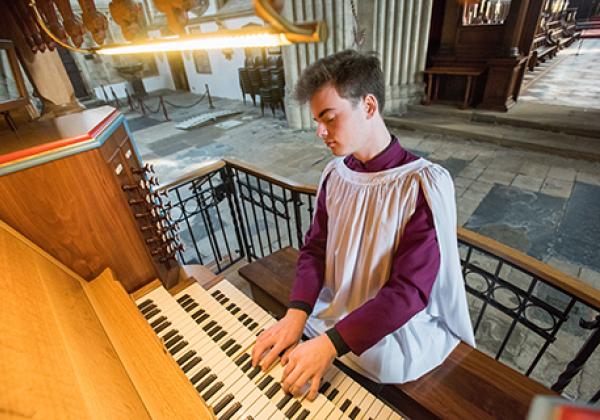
238 68 256 106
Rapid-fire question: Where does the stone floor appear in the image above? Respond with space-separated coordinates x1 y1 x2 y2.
520 38 600 109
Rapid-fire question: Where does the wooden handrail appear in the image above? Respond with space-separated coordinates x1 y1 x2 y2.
159 159 226 191
223 158 317 194
161 159 600 311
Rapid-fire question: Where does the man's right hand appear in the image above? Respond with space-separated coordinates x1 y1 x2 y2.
251 308 308 371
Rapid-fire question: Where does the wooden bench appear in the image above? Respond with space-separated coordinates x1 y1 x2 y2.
239 247 557 420
423 66 484 109
528 34 558 71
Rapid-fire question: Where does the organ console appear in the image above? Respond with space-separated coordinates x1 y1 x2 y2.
1 210 406 419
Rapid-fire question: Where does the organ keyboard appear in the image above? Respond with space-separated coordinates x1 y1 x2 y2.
135 279 405 420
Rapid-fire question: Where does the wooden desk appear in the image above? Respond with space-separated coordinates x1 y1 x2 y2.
239 247 557 420
423 67 484 109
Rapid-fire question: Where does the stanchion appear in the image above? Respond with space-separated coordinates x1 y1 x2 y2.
205 84 215 109
125 88 135 112
138 97 146 115
160 96 171 121
110 87 121 108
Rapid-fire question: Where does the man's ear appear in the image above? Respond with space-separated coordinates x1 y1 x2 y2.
363 94 378 119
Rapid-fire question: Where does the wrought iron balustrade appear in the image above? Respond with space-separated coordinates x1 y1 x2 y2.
159 158 600 404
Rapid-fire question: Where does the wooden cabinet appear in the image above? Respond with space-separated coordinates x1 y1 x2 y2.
0 106 179 292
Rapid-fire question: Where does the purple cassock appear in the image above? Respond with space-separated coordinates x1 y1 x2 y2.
289 136 441 356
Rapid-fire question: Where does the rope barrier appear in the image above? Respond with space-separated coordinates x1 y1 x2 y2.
109 84 215 122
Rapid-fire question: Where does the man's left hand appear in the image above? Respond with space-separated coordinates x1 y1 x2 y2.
281 334 337 401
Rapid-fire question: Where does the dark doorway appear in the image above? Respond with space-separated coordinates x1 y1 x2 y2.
57 47 89 98
166 51 190 91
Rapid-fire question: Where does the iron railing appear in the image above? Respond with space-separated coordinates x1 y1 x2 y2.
159 158 600 404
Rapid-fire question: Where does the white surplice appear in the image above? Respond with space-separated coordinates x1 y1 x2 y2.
304 157 476 383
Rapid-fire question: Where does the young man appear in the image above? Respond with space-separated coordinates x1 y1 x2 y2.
251 50 475 401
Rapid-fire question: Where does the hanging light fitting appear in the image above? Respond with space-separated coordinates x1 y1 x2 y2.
28 0 327 55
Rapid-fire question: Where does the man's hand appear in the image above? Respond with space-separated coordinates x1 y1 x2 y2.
281 334 337 401
252 308 307 371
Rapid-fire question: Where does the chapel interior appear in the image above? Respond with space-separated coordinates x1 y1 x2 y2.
1 0 599 419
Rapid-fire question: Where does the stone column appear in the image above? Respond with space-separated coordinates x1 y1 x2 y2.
371 0 433 115
283 0 434 129
282 0 354 129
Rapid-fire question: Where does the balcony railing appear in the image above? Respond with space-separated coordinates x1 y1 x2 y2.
159 158 600 404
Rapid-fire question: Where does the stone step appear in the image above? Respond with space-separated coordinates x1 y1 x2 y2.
385 111 600 162
404 103 600 139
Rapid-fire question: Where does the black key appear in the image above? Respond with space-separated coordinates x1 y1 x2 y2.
285 401 302 418
192 308 206 319
248 322 258 331
162 329 178 342
238 313 248 322
177 294 191 303
340 399 352 412
165 334 183 349
276 394 292 410
257 375 273 390
180 297 194 309
182 356 202 373
235 353 250 366
169 340 188 355
221 338 236 351
213 330 227 342
348 407 361 419
140 303 157 315
318 382 330 394
226 303 236 311
247 366 261 379
144 308 160 319
213 394 234 415
184 302 199 312
202 382 224 401
241 360 253 373
265 382 281 399
248 366 261 379
226 344 242 357
220 297 230 305
255 329 264 336
154 321 171 334
211 290 221 298
203 320 217 332
195 374 217 393
327 389 339 401
196 313 210 324
176 350 196 366
207 325 222 337
219 402 242 420
215 294 225 303
296 409 310 420
231 306 241 315
242 318 253 327
150 315 167 328
137 299 153 310
190 367 210 384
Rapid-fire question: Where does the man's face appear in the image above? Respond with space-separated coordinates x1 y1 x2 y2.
310 83 369 157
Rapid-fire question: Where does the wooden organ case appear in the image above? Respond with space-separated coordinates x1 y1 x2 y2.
0 106 180 292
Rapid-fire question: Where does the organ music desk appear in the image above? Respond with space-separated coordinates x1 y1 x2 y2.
239 247 557 420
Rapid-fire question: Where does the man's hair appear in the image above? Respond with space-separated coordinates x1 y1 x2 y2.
294 50 385 112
